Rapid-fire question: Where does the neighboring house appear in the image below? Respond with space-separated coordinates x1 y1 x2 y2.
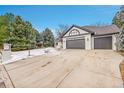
62 24 120 50
55 38 63 49
36 41 43 48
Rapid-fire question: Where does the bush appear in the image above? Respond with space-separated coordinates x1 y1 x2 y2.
116 31 124 51
12 47 28 51
11 44 37 51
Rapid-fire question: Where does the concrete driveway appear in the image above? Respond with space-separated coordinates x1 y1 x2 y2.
3 50 124 88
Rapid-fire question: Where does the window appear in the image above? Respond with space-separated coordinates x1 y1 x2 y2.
69 29 80 36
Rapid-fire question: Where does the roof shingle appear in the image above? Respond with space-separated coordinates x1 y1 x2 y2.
81 24 120 35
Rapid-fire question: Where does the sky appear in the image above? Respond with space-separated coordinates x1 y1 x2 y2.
0 5 121 35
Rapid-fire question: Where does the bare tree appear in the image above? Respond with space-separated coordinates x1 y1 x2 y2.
56 24 70 38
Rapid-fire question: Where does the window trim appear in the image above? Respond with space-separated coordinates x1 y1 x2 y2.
69 29 80 36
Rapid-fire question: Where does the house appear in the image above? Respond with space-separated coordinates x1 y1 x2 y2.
62 24 120 50
36 41 43 48
55 38 63 49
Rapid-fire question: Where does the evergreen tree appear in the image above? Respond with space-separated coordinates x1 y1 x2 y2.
0 15 9 47
112 12 122 28
112 6 124 51
42 28 54 47
35 30 42 43
0 13 38 50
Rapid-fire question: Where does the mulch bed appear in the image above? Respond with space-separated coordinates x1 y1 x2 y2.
0 80 5 88
119 52 124 85
120 61 124 85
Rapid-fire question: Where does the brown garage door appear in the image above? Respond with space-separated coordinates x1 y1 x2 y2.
94 36 112 49
66 39 85 49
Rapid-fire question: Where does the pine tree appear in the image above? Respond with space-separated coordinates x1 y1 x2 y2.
42 28 54 47
0 13 37 50
112 6 124 51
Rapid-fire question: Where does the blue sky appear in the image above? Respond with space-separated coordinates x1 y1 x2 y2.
0 5 121 34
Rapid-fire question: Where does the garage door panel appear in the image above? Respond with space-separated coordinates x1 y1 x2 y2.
94 36 112 49
66 39 85 49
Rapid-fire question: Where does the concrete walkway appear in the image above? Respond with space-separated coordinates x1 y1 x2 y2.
3 50 124 88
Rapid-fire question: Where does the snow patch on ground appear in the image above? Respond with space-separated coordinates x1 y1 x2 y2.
3 47 60 64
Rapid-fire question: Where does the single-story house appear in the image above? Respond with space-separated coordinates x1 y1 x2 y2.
62 24 120 50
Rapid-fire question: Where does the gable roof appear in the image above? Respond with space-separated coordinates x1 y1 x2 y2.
82 24 120 35
62 25 94 37
62 24 120 37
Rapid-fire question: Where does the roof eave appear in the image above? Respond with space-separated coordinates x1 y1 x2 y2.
61 25 94 38
93 32 119 36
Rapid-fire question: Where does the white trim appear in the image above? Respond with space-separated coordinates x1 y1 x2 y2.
91 37 94 49
112 34 117 50
85 34 92 50
66 35 85 40
62 38 66 49
64 26 89 37
94 35 112 38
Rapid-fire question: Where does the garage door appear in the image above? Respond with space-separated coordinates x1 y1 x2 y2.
94 36 112 49
66 39 85 49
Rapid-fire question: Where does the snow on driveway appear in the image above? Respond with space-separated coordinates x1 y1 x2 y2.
4 47 59 64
